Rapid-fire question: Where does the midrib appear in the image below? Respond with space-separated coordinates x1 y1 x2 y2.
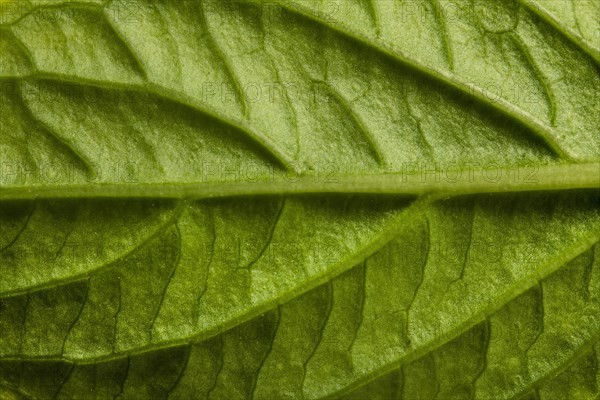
1 162 598 200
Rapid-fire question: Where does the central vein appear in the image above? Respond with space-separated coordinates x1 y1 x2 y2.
1 163 598 200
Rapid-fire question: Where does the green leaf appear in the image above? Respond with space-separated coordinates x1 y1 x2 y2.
0 0 598 398
0 193 598 399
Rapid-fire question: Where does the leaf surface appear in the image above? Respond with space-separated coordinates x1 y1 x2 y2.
0 0 598 398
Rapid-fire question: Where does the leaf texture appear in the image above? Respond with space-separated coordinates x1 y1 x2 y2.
0 0 598 399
